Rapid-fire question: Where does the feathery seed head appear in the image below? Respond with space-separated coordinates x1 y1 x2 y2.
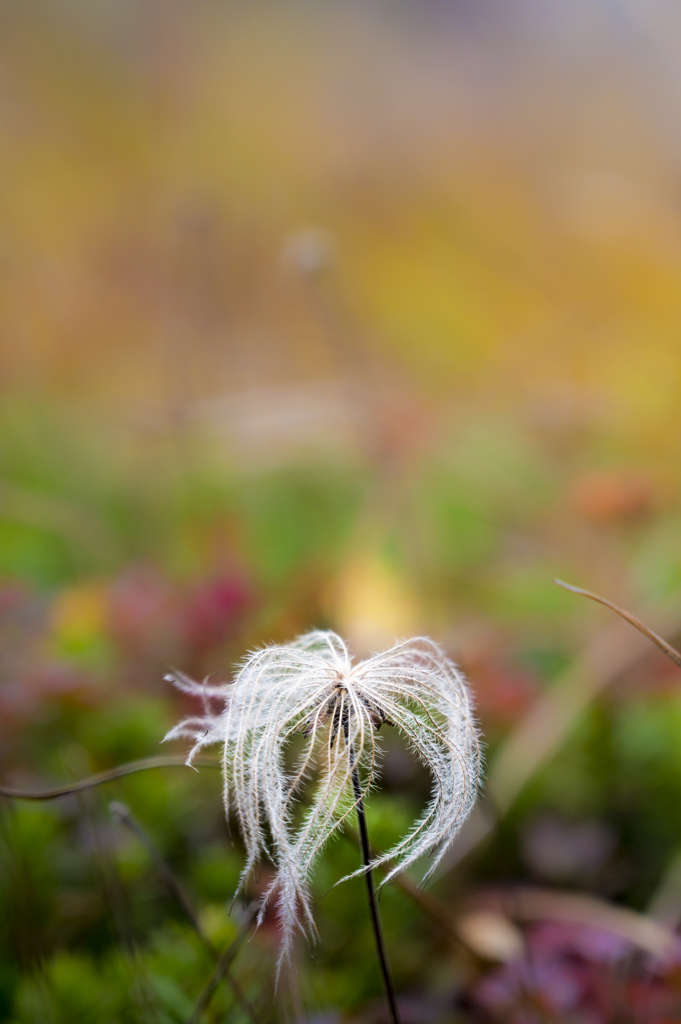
163 631 481 967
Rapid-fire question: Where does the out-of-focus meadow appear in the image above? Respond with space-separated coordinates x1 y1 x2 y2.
4 1 681 1021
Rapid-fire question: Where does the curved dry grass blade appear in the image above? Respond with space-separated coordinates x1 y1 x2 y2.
555 579 681 668
501 886 678 959
647 846 681 930
487 612 670 817
0 756 220 801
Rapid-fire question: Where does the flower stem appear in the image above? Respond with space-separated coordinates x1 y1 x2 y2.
0 755 220 801
349 746 401 1024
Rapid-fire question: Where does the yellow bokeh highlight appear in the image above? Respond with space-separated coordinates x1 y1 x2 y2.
51 583 108 650
331 551 421 656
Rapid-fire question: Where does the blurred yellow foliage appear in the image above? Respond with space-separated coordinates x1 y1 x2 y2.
51 583 107 649
331 551 421 655
0 0 679 480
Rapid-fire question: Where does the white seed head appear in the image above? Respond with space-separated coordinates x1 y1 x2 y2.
162 632 481 968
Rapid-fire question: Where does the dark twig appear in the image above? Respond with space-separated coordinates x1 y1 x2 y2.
77 789 159 1022
0 801 48 971
109 801 209 948
0 756 220 801
109 802 261 1024
187 902 258 1024
555 579 681 669
341 820 473 956
347 738 401 1024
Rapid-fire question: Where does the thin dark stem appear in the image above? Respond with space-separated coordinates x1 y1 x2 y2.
109 802 261 1024
109 801 210 949
0 755 220 801
77 790 159 1021
187 902 258 1024
348 742 400 1024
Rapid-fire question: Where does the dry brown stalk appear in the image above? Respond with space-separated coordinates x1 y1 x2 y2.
554 579 681 668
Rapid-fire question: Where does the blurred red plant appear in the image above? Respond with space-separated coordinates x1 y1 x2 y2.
107 565 176 656
464 656 538 733
178 573 253 665
568 470 655 524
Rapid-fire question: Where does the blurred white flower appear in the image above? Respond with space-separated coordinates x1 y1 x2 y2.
163 631 481 967
280 225 336 277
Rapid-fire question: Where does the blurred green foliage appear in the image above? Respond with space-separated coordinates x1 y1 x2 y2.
2 379 681 1016
3 398 681 1021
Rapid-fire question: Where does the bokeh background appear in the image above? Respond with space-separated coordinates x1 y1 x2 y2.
4 1 681 1021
